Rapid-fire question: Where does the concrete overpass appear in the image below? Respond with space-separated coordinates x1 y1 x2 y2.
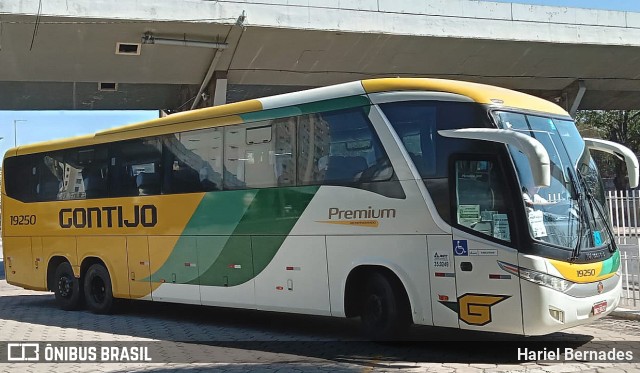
1 0 640 112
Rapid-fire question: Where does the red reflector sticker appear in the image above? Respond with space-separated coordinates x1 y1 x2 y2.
438 295 449 301
489 274 512 280
435 272 455 278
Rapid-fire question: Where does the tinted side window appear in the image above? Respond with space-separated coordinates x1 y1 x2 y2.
272 117 296 187
163 128 223 193
224 122 272 189
380 102 437 177
109 138 162 197
380 100 494 221
297 107 393 186
63 146 109 200
57 152 85 200
5 146 111 202
224 119 296 190
4 155 39 202
380 101 490 179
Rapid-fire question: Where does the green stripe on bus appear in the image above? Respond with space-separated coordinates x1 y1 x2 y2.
148 186 319 286
599 250 620 276
240 96 371 122
193 186 318 287
147 191 256 284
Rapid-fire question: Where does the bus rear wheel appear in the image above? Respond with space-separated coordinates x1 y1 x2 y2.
84 264 114 314
53 262 83 310
360 272 410 340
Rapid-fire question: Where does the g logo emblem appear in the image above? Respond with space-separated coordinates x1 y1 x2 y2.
439 293 510 326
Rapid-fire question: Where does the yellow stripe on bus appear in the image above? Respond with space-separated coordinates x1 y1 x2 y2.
10 99 263 156
548 259 614 283
362 78 569 116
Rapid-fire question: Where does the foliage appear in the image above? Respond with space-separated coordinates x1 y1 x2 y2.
575 110 640 190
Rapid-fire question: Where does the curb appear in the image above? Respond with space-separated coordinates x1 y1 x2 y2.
609 309 640 321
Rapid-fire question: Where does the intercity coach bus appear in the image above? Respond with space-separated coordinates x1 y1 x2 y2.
2 78 637 339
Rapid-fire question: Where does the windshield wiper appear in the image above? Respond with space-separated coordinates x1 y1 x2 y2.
566 167 590 261
574 169 617 253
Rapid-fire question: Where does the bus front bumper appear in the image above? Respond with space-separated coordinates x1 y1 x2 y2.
521 275 622 336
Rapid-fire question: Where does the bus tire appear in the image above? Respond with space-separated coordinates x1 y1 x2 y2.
84 264 114 314
53 262 83 311
360 272 410 340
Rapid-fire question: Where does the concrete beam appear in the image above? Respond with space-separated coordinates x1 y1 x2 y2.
4 0 640 46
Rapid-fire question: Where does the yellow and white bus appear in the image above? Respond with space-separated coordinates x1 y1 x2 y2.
2 78 636 339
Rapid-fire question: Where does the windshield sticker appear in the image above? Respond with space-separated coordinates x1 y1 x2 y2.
593 231 603 246
492 213 510 241
458 205 480 227
528 210 548 238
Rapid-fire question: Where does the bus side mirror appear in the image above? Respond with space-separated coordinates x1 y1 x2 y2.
583 138 639 189
438 128 551 187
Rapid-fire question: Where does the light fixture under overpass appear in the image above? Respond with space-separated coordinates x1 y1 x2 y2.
141 32 228 49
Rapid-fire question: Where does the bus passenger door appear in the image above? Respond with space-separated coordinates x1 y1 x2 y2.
450 158 523 334
451 232 522 334
126 236 151 299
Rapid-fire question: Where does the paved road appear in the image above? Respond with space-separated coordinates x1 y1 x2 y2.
0 280 639 372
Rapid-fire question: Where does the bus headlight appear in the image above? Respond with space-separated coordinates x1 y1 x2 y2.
498 261 574 293
518 267 574 293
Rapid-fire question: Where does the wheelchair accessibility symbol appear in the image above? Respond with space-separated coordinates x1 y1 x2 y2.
453 240 468 256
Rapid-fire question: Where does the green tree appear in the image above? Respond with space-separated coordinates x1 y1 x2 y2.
575 110 640 190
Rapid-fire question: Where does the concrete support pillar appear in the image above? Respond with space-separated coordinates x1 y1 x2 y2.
211 71 228 106
561 80 586 117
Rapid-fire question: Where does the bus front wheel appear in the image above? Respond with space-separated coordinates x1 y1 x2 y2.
53 262 83 310
360 272 410 340
84 264 114 314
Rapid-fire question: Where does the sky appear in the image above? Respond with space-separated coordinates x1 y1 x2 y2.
482 0 640 12
0 111 159 159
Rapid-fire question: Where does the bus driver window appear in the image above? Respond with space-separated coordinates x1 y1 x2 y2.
454 159 512 242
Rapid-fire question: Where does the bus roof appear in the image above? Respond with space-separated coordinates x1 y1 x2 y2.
8 78 569 157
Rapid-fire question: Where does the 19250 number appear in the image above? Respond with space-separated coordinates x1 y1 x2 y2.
10 215 37 226
576 269 596 277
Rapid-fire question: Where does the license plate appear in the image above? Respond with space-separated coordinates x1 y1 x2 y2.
592 301 607 316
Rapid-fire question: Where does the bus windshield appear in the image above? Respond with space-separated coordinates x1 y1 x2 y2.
493 111 611 252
